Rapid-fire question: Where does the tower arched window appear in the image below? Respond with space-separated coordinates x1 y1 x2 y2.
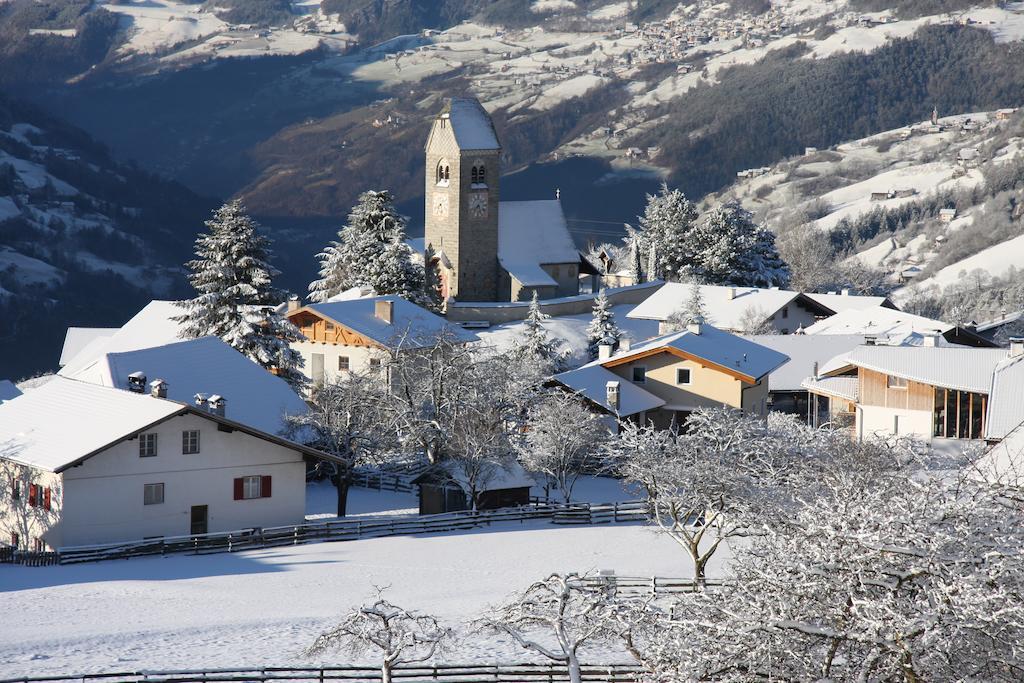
471 166 479 184
436 160 450 186
478 164 486 184
471 163 487 186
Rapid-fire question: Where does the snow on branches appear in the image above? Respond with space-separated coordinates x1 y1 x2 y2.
585 289 622 360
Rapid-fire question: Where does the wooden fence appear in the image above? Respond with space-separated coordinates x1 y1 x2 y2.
0 663 644 683
24 501 649 566
574 575 724 596
0 545 60 566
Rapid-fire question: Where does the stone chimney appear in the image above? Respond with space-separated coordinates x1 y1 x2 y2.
598 343 613 361
127 371 147 394
922 332 939 347
1010 337 1024 358
194 393 208 410
150 379 168 399
287 295 300 313
606 381 620 412
208 394 226 417
619 338 631 352
375 299 394 324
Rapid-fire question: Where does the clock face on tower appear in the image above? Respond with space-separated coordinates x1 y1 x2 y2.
432 193 449 218
469 193 488 219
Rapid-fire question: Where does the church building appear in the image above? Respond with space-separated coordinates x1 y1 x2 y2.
423 98 586 303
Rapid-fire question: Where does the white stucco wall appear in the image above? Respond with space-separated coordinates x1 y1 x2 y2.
857 405 934 442
292 341 383 384
57 412 307 547
0 463 62 551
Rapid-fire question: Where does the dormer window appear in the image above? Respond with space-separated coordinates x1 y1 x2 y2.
436 160 450 186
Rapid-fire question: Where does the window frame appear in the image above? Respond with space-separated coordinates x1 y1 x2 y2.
676 368 692 385
182 430 200 455
139 432 158 457
143 482 165 506
631 366 647 384
338 355 350 372
886 374 908 390
242 475 263 500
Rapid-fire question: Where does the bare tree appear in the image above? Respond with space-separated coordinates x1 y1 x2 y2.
482 573 620 683
0 454 59 550
307 592 453 683
284 373 393 517
735 305 774 335
517 391 609 502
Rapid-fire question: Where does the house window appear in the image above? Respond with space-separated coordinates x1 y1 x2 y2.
325 322 335 331
782 306 789 319
139 432 158 457
143 483 165 506
10 532 18 549
27 484 51 510
33 538 45 553
10 479 19 501
182 430 200 455
338 356 350 372
676 368 692 385
933 388 987 439
235 475 272 500
632 366 647 384
886 375 908 389
369 358 382 372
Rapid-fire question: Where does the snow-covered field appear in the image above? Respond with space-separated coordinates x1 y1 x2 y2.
0 516 710 677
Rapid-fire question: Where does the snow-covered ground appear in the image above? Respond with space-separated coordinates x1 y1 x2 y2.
0 515 713 676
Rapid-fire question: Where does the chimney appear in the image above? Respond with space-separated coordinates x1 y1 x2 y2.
841 288 851 296
598 343 613 361
150 379 168 399
287 295 300 313
1010 337 1024 358
606 381 620 412
812 361 819 380
619 338 631 352
658 320 672 335
865 336 877 346
686 320 703 335
375 299 394 324
728 287 737 300
127 371 147 393
922 332 939 347
208 394 226 417
194 393 208 411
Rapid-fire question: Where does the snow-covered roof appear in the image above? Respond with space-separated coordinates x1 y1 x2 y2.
826 345 1013 395
800 375 859 402
299 296 477 348
607 323 790 383
626 283 825 329
59 327 116 367
0 376 184 472
553 364 665 418
445 98 501 151
974 419 1024 489
803 307 949 337
0 379 23 405
498 200 579 287
804 292 895 313
976 309 1024 334
0 376 332 473
59 301 186 377
325 286 375 302
742 334 866 392
414 459 536 492
986 356 1024 441
67 336 308 436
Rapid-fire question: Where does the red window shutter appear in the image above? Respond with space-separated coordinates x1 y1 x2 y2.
261 475 272 498
43 487 51 511
28 483 37 507
233 478 244 501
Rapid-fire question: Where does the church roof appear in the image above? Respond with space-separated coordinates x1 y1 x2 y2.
498 200 579 287
444 98 500 151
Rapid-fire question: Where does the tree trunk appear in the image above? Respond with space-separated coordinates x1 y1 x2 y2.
567 652 583 683
381 663 392 683
332 473 350 517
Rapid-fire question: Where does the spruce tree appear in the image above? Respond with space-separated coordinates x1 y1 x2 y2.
686 201 790 288
174 200 306 389
636 183 699 282
585 289 622 359
516 291 566 372
664 282 710 333
309 190 429 307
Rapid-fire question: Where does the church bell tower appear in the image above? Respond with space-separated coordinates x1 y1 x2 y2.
424 98 501 303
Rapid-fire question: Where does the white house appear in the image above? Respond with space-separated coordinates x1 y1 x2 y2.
0 377 335 551
803 307 995 347
285 295 477 385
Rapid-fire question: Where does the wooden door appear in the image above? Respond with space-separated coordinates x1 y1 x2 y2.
190 505 208 535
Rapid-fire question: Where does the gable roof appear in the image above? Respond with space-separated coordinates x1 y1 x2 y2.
294 296 477 349
604 323 789 384
626 283 832 329
800 375 860 402
497 200 580 287
986 355 1024 441
59 327 117 367
803 307 994 346
0 376 333 473
445 98 500 151
742 334 866 392
66 336 308 436
59 301 186 377
804 292 897 313
552 364 665 418
824 345 1010 394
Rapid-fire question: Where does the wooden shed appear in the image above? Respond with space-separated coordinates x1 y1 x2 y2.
412 462 534 515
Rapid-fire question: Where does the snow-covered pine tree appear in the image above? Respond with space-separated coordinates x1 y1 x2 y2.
585 289 622 359
628 229 644 284
664 281 711 333
308 190 430 307
637 183 699 282
687 201 790 288
174 200 306 388
516 291 566 372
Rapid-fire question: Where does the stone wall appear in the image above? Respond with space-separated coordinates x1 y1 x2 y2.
447 281 664 324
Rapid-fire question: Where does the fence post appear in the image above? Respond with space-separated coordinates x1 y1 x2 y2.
228 533 232 553
294 526 299 545
651 576 657 596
